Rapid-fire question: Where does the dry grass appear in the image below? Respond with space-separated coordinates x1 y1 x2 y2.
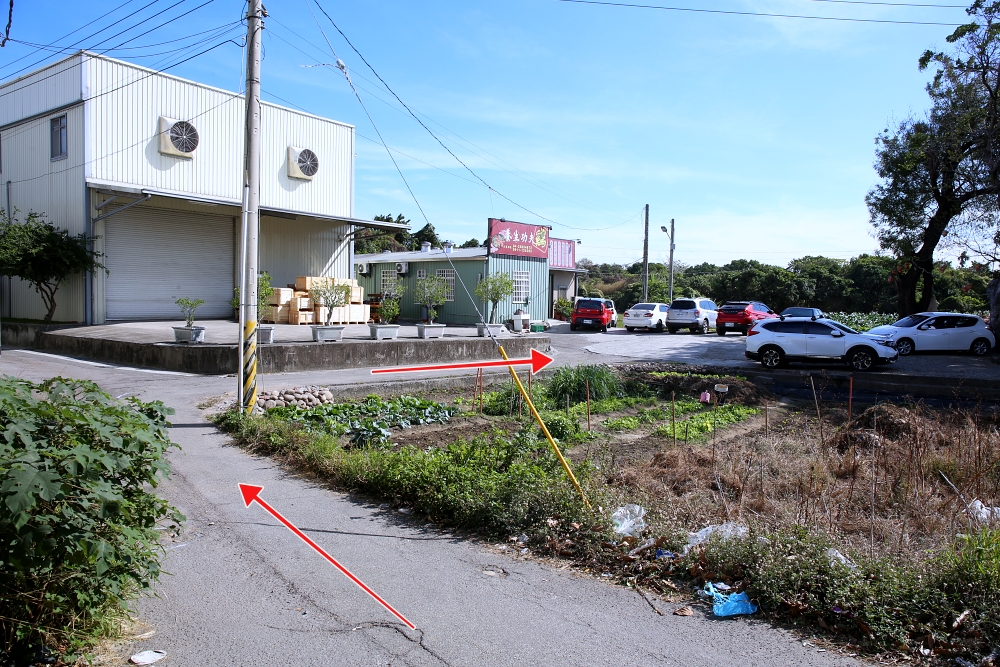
605 399 1000 558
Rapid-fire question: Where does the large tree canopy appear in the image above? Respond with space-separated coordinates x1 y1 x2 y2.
867 1 1000 315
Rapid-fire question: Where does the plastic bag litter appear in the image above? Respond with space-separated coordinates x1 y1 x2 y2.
826 548 858 571
705 582 757 617
130 651 166 665
683 522 747 555
969 499 1000 524
611 504 647 537
655 548 676 560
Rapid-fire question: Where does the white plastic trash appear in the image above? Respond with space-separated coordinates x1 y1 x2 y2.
611 504 647 537
683 522 747 554
826 548 858 571
969 499 1000 524
130 650 166 665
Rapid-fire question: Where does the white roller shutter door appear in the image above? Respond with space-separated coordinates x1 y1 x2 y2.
105 207 234 320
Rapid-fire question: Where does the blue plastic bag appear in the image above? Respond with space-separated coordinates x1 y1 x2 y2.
705 582 758 616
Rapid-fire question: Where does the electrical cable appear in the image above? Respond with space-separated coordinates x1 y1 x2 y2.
11 24 243 59
554 0 966 25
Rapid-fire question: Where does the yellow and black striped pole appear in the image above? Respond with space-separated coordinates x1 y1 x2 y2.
242 319 258 414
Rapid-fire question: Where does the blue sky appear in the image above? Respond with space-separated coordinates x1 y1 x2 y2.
1 0 967 267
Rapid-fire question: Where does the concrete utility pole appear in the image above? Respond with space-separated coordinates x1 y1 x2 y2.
240 0 264 414
641 204 649 301
667 218 675 303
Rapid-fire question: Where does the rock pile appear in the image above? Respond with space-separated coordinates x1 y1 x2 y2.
255 386 335 410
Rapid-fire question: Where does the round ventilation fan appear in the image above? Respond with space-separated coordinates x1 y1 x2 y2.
168 121 199 154
297 149 319 177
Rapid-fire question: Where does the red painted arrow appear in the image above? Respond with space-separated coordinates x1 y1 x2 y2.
371 348 554 376
238 483 415 629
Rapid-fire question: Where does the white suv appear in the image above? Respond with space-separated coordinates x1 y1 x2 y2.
745 317 898 371
667 298 718 334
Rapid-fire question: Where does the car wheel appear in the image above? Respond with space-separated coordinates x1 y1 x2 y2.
570 322 577 331
740 329 747 336
848 347 876 372
971 337 992 356
716 329 726 336
700 319 709 334
626 326 635 332
602 324 608 333
655 320 664 333
896 338 914 356
760 346 786 369
667 326 678 334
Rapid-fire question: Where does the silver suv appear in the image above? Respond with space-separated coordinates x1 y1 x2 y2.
666 298 718 334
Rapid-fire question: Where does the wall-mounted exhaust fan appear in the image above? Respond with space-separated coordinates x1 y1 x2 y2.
159 117 199 158
288 146 319 180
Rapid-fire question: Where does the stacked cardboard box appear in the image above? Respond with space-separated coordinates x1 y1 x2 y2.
262 287 293 324
284 276 371 325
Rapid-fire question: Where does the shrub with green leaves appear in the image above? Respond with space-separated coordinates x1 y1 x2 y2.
0 377 182 657
825 312 897 331
547 365 622 407
540 412 580 441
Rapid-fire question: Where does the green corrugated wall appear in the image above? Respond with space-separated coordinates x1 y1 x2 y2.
486 255 548 323
355 258 488 325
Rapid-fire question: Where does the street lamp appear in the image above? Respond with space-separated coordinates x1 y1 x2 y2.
661 220 675 303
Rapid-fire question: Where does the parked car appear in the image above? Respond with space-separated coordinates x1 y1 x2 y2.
745 317 898 371
716 301 775 336
779 307 825 319
623 302 670 332
666 298 718 334
570 298 615 332
865 312 995 356
603 299 618 327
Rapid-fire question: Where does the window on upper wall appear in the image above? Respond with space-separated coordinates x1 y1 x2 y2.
380 269 397 297
435 269 455 302
416 269 426 279
50 115 67 160
512 271 530 304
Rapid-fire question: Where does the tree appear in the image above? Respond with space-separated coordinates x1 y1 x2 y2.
354 214 413 254
0 211 104 323
411 223 441 250
459 238 481 248
474 272 514 324
867 1 1000 315
413 275 449 323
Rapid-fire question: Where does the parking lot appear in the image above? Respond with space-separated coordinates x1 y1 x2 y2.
547 321 999 381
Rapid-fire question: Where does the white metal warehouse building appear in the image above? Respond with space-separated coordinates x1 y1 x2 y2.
0 51 403 323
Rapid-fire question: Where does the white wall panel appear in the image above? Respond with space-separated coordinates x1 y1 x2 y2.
0 55 82 127
259 216 351 289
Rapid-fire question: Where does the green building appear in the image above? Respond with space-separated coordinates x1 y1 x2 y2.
354 241 549 325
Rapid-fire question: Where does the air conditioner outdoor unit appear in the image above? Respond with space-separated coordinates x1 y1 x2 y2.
355 262 369 275
158 117 199 158
288 146 320 180
395 262 409 275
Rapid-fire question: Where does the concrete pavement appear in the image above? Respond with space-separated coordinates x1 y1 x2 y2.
0 349 860 667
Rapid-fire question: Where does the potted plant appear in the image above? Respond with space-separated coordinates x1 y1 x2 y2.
232 272 277 343
173 297 206 343
370 282 405 340
474 272 513 337
414 275 448 339
309 278 351 342
554 297 573 321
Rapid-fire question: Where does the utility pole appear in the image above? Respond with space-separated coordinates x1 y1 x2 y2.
641 204 649 301
240 0 264 414
667 218 675 303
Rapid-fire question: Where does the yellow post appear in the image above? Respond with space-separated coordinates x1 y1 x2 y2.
498 345 591 510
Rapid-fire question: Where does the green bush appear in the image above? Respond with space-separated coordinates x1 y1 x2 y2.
216 411 592 538
540 412 580 440
825 312 897 331
547 365 622 406
0 377 182 658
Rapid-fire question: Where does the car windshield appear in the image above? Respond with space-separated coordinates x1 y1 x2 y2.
631 304 655 311
670 300 697 309
722 302 750 309
576 300 604 310
781 307 815 317
892 314 930 328
828 321 861 335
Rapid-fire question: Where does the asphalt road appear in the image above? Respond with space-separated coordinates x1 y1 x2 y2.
1 348 863 667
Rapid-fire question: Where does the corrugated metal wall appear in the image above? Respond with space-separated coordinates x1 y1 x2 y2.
85 55 354 218
355 258 488 324
0 55 82 127
0 97 86 322
486 255 548 323
260 215 351 289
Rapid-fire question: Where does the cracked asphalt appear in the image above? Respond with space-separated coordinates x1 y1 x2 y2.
2 348 864 667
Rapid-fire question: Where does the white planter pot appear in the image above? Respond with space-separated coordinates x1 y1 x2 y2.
311 325 345 342
417 323 446 339
477 322 504 338
258 326 274 344
369 324 400 341
172 326 206 344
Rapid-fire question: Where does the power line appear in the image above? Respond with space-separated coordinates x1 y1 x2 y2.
11 23 243 59
554 0 967 25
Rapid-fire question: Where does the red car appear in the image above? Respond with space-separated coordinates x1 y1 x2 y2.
716 301 775 336
570 298 614 332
